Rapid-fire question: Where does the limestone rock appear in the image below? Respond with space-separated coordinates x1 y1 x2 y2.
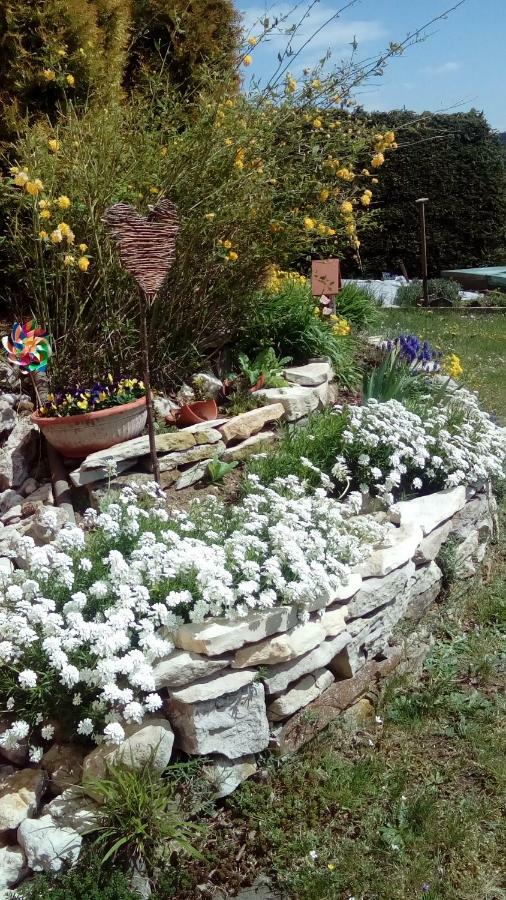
0 844 28 890
40 744 86 796
182 420 228 435
221 432 277 463
0 491 24 516
355 523 422 578
83 719 174 782
318 606 348 636
254 387 318 422
0 768 47 831
232 621 326 668
17 815 82 873
305 573 362 612
283 362 332 387
173 606 299 656
152 649 231 690
152 394 178 419
453 530 481 578
168 669 256 704
448 494 493 544
20 478 38 497
70 431 198 486
414 520 452 564
219 404 285 444
389 486 466 536
262 630 351 695
0 723 27 766
406 561 442 621
346 561 415 619
0 402 17 438
1 506 22 526
25 507 69 544
175 461 210 489
155 441 224 473
203 754 257 798
168 681 269 758
26 483 53 504
0 419 39 491
267 668 334 721
191 373 223 399
42 787 99 835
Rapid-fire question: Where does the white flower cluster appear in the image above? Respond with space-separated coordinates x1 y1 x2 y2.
0 478 386 747
335 391 506 505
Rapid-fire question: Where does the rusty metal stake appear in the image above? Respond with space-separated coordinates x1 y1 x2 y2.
415 197 429 306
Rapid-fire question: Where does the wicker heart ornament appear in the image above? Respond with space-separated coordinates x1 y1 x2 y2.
103 199 179 298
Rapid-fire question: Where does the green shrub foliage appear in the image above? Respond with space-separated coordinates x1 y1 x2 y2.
347 110 506 277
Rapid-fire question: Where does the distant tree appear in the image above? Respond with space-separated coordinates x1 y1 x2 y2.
347 109 506 277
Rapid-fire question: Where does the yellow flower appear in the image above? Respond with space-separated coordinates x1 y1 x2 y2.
47 139 60 152
66 74 75 87
371 152 385 168
442 353 463 379
63 254 75 266
57 48 66 57
222 239 232 249
228 250 238 261
225 138 233 146
362 168 370 176
224 98 235 107
340 200 353 215
234 159 244 170
57 195 71 210
312 117 322 129
360 193 371 206
204 213 216 220
384 130 395 143
243 54 252 66
149 187 159 194
50 228 63 244
371 177 379 184
38 199 51 209
247 36 257 46
327 864 335 871
14 171 29 187
336 167 353 181
9 165 20 175
58 222 74 243
160 146 168 157
26 179 44 195
313 306 321 317
39 209 52 220
303 217 315 231
286 76 297 93
318 189 330 202
317 223 327 235
76 398 88 410
38 230 48 239
78 243 88 253
42 69 55 81
78 256 89 272
311 79 321 89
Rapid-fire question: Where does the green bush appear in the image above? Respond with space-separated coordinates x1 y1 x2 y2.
334 282 379 329
396 278 461 307
15 862 138 899
239 276 359 387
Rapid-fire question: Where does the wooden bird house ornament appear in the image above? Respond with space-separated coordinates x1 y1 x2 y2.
103 198 179 483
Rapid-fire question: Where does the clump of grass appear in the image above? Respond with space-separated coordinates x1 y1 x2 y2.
334 281 380 329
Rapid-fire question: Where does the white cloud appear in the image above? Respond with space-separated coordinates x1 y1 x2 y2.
423 61 462 75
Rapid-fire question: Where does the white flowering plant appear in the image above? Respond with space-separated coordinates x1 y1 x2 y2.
333 390 506 505
0 478 386 753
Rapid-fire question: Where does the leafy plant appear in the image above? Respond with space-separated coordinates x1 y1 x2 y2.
84 762 204 879
362 350 426 403
240 276 359 387
15 860 138 899
237 348 291 389
396 279 461 308
207 457 239 482
225 391 265 417
334 282 379 329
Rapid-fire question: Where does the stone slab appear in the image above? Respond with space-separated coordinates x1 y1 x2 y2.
203 754 257 798
172 606 300 656
389 486 467 536
267 668 334 721
219 404 285 444
262 630 351 695
283 362 332 386
152 649 231 689
254 387 319 422
346 561 415 619
232 621 326 668
168 669 256 704
305 573 362 612
153 441 224 473
221 432 277 463
355 523 422 578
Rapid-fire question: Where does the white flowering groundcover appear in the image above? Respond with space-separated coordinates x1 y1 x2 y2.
0 388 504 759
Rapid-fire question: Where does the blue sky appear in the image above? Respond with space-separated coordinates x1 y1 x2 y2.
238 0 506 131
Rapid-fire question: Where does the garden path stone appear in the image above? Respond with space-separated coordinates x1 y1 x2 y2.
0 418 39 490
17 815 82 873
152 649 231 689
283 362 333 386
232 621 326 668
221 431 277 462
172 606 300 655
203 754 257 798
255 386 319 421
355 523 423 577
219 404 285 444
261 631 351 695
389 486 466 535
0 844 28 891
0 769 47 832
167 681 269 758
168 669 256 703
267 667 334 721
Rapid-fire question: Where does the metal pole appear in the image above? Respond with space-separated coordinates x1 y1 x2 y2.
415 198 429 306
139 292 160 485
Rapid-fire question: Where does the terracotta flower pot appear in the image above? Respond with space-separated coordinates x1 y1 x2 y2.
174 399 218 427
32 396 148 459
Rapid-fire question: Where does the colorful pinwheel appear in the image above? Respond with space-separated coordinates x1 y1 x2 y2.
2 321 52 373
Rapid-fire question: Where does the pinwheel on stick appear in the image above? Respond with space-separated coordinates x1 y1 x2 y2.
2 320 52 405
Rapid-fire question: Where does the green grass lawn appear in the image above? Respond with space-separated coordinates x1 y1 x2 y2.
373 309 506 421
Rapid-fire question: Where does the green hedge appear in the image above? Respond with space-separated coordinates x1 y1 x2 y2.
345 110 506 277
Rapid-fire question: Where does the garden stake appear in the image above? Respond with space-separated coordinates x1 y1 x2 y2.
103 199 179 484
416 197 429 306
